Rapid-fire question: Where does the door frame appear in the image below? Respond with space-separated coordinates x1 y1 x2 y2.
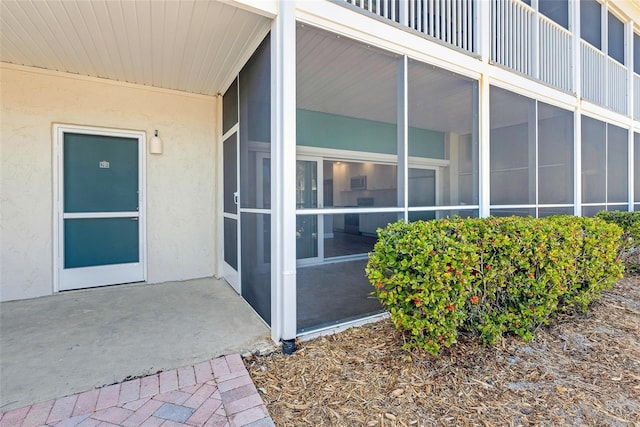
295 156 324 266
220 125 240 293
52 124 147 293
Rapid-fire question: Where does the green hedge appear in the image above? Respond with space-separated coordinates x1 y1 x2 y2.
596 211 640 272
366 216 624 355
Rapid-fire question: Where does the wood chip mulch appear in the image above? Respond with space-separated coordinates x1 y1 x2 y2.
245 275 640 426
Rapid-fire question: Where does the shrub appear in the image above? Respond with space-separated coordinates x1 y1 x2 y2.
561 216 625 312
366 216 623 355
596 210 640 272
365 219 479 355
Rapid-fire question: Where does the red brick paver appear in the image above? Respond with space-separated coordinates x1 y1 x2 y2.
1 355 273 427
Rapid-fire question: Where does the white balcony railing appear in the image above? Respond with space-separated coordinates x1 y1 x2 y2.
344 0 476 53
581 40 628 115
491 0 572 93
581 42 607 106
491 0 534 77
608 59 627 115
408 0 476 53
635 73 640 121
538 17 572 92
345 0 635 119
344 0 398 21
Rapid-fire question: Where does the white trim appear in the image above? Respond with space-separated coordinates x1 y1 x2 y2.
297 253 369 268
63 212 139 219
297 207 403 215
407 205 481 212
582 202 628 207
271 0 297 343
216 95 224 279
53 124 147 293
4 62 214 101
240 208 271 215
490 204 573 209
294 197 475 218
60 263 144 291
581 101 634 129
296 145 450 168
222 123 240 142
488 70 577 112
297 312 390 341
224 0 278 19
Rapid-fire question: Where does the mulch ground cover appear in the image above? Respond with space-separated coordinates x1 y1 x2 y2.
245 275 640 426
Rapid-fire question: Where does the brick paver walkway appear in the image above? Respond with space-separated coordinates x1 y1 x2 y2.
0 354 273 427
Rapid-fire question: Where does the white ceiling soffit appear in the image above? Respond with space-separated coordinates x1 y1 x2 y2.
296 24 476 135
0 0 272 96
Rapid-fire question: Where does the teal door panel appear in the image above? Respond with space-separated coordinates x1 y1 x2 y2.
64 218 139 269
64 134 138 213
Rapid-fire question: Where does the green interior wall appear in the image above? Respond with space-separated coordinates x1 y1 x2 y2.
297 109 445 159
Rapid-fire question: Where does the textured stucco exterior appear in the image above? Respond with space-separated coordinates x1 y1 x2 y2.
0 64 218 301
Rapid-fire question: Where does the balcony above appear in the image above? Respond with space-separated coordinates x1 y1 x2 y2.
339 0 640 120
342 0 477 54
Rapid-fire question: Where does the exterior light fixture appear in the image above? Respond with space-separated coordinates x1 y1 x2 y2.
149 130 163 154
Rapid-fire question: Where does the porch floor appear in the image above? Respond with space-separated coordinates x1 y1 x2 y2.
0 278 273 414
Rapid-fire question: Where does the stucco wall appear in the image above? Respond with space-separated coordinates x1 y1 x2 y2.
0 64 218 301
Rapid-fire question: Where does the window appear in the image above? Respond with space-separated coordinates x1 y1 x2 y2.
296 24 397 331
581 117 607 205
608 12 625 64
407 59 479 216
607 124 628 203
539 0 568 29
238 34 272 324
295 24 481 332
490 88 534 206
581 0 602 50
490 87 574 216
581 116 629 215
538 102 574 204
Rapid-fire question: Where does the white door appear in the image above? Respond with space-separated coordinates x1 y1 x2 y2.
55 125 145 291
222 131 240 293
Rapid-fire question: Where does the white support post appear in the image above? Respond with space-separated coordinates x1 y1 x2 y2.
479 74 491 218
627 21 635 211
602 1 609 110
397 55 408 221
528 102 537 207
271 0 297 344
531 0 539 79
570 0 580 95
574 110 582 216
572 0 581 216
478 0 491 217
472 81 480 210
477 0 491 62
399 0 408 28
629 128 635 211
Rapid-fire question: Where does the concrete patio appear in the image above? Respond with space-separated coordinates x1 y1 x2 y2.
0 278 273 412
